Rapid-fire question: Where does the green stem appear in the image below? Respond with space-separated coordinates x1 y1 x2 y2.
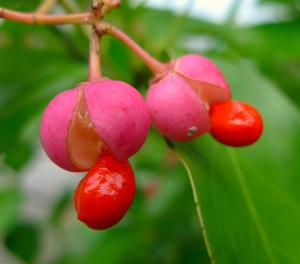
164 138 215 264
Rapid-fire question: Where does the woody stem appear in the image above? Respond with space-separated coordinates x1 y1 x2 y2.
0 7 91 24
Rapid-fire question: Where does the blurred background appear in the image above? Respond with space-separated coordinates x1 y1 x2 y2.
1 0 300 263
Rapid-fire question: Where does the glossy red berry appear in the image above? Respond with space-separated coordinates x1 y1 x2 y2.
209 101 263 147
74 154 136 230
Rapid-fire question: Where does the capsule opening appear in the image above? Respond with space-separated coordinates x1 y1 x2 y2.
67 88 107 171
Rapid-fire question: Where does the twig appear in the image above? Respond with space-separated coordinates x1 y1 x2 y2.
0 7 91 25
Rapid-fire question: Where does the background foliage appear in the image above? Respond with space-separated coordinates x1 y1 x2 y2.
0 0 300 263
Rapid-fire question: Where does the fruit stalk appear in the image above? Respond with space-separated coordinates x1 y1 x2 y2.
89 27 102 80
95 23 166 75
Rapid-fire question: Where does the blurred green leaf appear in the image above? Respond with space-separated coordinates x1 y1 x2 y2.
49 190 72 226
4 141 33 170
0 188 21 236
239 20 300 108
0 0 40 10
103 37 133 83
4 222 40 264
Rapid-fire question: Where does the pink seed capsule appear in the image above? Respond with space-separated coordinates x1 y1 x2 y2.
40 79 150 172
173 54 231 103
146 54 231 141
146 74 210 141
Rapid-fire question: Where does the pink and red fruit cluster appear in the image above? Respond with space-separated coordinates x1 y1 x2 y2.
40 54 263 230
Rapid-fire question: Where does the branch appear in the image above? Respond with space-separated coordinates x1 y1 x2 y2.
95 22 166 75
0 7 91 25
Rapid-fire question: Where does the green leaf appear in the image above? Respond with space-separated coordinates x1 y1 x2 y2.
245 20 300 108
103 37 133 83
49 190 72 226
4 140 33 170
0 0 40 10
0 188 21 236
4 222 40 264
176 59 300 263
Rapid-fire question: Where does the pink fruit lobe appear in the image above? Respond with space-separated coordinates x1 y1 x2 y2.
146 74 210 141
174 54 231 103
